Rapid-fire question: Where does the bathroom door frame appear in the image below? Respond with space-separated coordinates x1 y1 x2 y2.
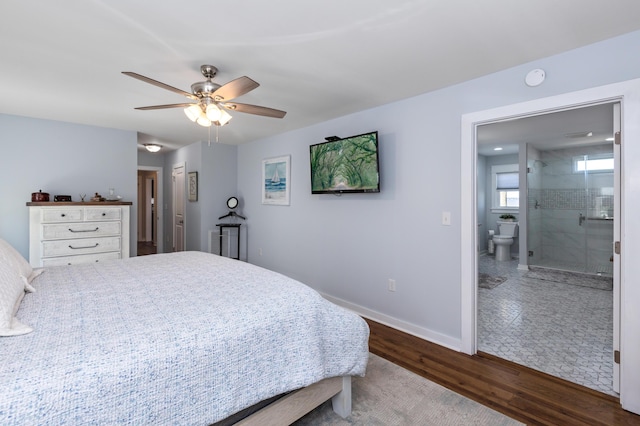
461 78 640 410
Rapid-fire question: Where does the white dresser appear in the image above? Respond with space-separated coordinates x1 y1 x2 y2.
28 202 131 267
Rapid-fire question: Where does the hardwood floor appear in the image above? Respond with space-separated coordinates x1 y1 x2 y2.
137 241 157 256
365 318 640 426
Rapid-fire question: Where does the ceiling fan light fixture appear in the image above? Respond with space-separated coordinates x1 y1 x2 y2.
184 104 202 122
125 64 287 131
216 109 232 126
205 103 222 121
196 114 212 127
144 143 162 153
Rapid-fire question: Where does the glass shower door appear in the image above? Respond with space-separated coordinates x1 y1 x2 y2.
527 147 614 276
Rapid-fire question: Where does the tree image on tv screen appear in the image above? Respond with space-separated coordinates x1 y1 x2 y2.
311 133 379 192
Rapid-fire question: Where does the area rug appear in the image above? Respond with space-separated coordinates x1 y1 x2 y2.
294 354 523 425
524 267 612 291
478 273 507 289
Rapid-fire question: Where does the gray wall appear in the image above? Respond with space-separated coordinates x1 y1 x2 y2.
197 142 238 254
138 148 165 168
476 154 487 253
237 30 640 346
483 153 520 256
157 141 238 254
0 114 137 258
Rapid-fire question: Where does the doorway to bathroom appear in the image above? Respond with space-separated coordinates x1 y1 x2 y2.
474 101 620 396
461 78 640 410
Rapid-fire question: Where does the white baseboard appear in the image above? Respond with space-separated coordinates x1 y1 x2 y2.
321 293 462 353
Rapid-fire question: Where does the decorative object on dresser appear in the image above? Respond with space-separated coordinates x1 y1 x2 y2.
27 201 131 267
31 190 49 202
91 192 106 202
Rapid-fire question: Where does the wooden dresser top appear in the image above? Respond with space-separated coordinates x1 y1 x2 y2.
26 201 133 206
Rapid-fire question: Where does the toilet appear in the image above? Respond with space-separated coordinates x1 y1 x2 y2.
494 221 518 261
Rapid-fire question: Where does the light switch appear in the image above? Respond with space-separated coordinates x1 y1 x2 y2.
442 211 451 226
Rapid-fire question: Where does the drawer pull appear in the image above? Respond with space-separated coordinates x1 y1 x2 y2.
60 213 66 217
102 212 106 216
68 243 99 250
68 227 99 233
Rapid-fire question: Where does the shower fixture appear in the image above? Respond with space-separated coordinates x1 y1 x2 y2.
532 159 548 172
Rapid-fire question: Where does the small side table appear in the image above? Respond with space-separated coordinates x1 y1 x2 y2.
216 223 241 260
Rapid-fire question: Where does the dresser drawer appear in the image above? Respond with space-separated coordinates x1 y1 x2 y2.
42 252 121 267
85 208 122 221
29 203 130 267
42 222 121 240
42 236 121 257
42 209 83 223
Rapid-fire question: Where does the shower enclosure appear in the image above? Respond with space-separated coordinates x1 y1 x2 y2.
527 144 614 276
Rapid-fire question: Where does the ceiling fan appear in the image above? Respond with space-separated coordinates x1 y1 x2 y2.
122 65 286 128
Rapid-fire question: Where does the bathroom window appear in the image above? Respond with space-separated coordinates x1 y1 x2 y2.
574 155 614 172
492 164 519 211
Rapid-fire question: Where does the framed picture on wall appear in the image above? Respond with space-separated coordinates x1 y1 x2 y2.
188 171 198 201
262 155 290 205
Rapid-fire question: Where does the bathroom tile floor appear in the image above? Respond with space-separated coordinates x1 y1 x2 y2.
478 254 615 396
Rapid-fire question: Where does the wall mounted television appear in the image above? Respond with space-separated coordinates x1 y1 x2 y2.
310 131 380 194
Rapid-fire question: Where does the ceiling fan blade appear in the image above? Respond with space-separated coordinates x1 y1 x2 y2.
223 102 286 118
212 76 259 102
122 71 198 100
135 103 196 110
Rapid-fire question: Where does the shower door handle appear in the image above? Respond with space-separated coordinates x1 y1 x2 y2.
579 213 586 226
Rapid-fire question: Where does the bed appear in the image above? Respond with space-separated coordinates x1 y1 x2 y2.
0 243 369 425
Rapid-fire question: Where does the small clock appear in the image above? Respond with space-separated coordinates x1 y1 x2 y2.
227 196 239 210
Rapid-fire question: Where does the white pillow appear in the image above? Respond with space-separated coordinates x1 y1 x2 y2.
0 239 42 292
0 239 34 336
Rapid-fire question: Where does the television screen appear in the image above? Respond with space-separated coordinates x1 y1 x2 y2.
310 131 380 194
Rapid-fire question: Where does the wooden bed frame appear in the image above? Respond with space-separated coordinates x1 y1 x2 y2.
233 376 352 425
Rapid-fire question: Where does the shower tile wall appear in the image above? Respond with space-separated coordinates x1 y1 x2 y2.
527 146 614 275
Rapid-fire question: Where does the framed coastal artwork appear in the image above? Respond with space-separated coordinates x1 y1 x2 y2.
262 155 290 205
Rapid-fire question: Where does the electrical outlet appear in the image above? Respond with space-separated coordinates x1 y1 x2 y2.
388 279 396 292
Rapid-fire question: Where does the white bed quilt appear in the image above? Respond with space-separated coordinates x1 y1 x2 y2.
0 251 369 425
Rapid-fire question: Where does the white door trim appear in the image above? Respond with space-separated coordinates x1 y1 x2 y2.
461 78 640 413
138 166 163 253
172 162 186 252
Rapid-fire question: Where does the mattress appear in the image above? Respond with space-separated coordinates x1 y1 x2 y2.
0 251 369 425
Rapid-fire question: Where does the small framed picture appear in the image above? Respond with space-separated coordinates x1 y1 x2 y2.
262 155 290 205
188 171 198 202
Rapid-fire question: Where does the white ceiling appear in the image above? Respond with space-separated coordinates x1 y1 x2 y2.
2 1 640 151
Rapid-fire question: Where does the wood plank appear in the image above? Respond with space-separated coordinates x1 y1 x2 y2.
235 376 344 426
365 318 640 426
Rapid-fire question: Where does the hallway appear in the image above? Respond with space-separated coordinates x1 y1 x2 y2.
137 241 157 256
